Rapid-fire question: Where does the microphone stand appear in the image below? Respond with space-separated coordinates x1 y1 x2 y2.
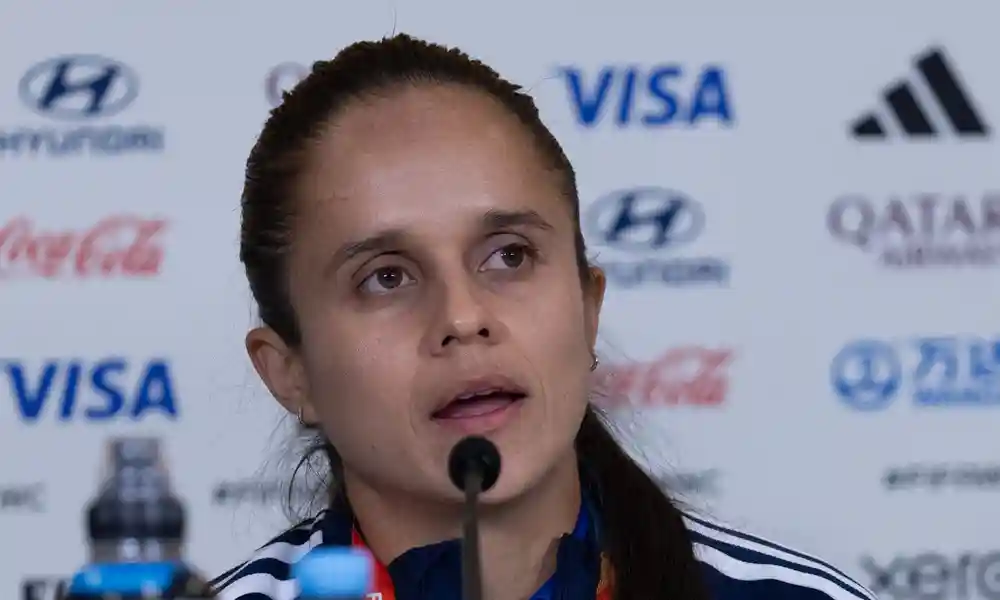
461 468 485 600
448 435 500 600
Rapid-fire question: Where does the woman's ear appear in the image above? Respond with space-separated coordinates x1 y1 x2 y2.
583 266 606 350
245 327 318 424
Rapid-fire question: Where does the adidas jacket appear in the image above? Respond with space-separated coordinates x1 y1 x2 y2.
211 506 877 600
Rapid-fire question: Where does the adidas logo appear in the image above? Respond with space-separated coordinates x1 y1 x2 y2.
850 47 990 140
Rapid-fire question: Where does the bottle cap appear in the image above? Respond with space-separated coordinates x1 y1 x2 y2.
294 547 374 598
68 562 177 596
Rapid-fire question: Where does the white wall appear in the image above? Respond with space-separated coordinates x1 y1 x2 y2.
1 2 997 599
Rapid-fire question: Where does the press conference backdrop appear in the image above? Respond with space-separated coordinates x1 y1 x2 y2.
1 1 998 598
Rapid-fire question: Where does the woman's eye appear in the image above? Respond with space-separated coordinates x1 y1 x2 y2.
359 266 414 295
481 244 532 271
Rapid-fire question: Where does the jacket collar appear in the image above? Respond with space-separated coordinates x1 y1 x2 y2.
319 495 603 600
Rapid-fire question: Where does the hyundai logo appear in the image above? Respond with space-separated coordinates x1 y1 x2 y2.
585 187 704 251
18 55 140 121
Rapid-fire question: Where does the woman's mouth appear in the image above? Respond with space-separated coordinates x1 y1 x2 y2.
431 382 528 433
432 389 527 419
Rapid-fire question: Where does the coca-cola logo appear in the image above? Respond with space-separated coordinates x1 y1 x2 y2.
0 216 167 279
594 346 734 407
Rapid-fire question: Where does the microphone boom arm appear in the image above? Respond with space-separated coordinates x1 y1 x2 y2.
448 436 501 600
461 468 484 600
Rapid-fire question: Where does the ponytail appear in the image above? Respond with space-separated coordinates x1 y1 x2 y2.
576 406 711 600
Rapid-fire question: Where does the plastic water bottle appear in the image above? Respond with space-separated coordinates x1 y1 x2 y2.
63 437 214 599
293 547 375 600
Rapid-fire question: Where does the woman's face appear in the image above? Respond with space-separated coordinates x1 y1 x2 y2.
249 83 604 504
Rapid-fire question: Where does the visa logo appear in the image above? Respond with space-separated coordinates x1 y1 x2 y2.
557 65 733 128
2 358 179 422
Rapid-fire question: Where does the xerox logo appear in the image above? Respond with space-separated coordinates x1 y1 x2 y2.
862 551 1000 599
849 46 990 140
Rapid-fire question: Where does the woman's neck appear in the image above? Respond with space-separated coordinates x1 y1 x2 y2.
344 452 582 600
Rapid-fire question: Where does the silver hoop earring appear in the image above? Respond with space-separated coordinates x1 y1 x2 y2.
296 407 306 426
590 355 600 372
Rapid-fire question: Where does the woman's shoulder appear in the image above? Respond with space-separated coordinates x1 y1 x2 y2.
683 512 878 600
210 511 328 600
205 507 877 600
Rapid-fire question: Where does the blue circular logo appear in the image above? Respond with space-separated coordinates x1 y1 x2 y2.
830 340 902 410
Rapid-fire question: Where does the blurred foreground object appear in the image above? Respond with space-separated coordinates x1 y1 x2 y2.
63 437 214 599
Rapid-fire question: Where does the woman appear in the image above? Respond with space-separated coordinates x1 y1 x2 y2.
213 34 876 600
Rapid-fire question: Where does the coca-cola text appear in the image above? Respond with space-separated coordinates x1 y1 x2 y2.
0 216 167 279
595 346 734 408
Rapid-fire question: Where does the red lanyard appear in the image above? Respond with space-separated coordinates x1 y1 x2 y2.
350 529 613 600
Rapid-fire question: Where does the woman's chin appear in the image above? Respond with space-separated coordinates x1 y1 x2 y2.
476 481 524 505
472 462 560 508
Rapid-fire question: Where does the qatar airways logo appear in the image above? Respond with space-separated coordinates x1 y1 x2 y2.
0 215 167 279
594 346 734 408
827 192 1000 268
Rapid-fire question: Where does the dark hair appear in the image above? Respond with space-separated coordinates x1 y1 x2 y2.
240 34 709 600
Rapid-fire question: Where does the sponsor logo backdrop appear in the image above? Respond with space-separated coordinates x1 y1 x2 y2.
1 1 997 598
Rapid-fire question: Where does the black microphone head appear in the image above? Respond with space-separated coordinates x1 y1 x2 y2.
448 436 501 493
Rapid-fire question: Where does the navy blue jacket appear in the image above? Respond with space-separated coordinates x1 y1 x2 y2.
211 500 877 600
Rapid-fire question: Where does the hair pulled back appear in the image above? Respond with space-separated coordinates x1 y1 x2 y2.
240 33 709 600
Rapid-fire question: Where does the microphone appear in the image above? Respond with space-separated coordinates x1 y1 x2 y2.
447 436 501 600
